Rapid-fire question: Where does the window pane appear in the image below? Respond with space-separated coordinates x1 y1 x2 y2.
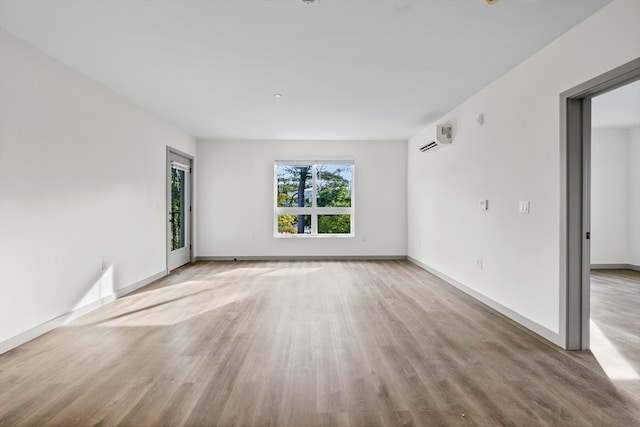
316 164 352 207
277 165 312 207
278 214 312 234
171 167 185 250
318 215 351 234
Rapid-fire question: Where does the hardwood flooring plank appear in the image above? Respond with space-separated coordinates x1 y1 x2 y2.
154 382 207 427
0 261 638 426
84 382 155 427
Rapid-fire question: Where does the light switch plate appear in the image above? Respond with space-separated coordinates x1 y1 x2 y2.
519 201 530 214
480 199 488 211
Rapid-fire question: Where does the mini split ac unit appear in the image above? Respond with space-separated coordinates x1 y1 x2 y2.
419 124 452 152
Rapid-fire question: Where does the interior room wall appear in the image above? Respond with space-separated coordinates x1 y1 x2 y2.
590 128 630 265
196 139 407 258
629 126 640 266
406 0 640 345
0 30 196 350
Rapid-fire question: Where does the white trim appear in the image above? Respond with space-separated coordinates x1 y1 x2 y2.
114 270 167 298
407 257 562 348
275 158 355 165
195 255 407 261
591 264 640 271
0 270 166 355
170 161 190 172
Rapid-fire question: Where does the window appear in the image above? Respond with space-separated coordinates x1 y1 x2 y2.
275 161 354 237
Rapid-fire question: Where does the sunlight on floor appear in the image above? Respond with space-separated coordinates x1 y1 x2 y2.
590 319 639 380
263 267 322 277
212 267 276 277
212 267 321 278
70 279 264 327
68 266 322 328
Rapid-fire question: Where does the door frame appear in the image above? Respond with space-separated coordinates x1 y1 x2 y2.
560 57 640 350
166 146 194 273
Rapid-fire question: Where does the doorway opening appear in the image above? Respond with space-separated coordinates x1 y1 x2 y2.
167 148 193 272
560 57 640 351
589 81 640 382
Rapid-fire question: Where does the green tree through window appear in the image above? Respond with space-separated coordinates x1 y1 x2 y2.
275 162 353 236
171 167 185 250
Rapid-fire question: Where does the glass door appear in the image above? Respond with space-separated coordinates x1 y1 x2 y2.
168 150 192 271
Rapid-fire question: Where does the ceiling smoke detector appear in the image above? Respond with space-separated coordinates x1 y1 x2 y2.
484 0 498 4
299 0 319 5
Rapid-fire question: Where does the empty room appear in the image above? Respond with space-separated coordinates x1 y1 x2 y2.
1 0 639 426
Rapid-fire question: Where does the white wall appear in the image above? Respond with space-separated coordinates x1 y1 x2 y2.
407 0 640 343
590 128 635 265
629 127 640 266
197 139 406 258
0 30 196 348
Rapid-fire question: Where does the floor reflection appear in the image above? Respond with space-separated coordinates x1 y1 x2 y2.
590 319 639 380
589 269 640 406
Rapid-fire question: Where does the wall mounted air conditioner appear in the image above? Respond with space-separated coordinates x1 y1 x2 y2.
419 124 452 152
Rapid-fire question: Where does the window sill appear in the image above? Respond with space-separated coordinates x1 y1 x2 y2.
274 234 354 239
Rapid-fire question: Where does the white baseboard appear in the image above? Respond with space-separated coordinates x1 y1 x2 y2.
591 263 640 271
407 256 562 348
0 270 166 355
114 270 166 298
195 255 407 261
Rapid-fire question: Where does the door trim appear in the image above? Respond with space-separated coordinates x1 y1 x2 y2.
166 146 194 273
560 57 640 350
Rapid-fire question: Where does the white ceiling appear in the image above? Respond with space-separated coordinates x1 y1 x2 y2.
0 0 613 141
592 79 640 129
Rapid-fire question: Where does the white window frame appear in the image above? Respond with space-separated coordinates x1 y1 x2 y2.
274 160 355 238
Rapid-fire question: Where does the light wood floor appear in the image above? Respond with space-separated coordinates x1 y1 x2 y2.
1 261 638 426
590 269 640 402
